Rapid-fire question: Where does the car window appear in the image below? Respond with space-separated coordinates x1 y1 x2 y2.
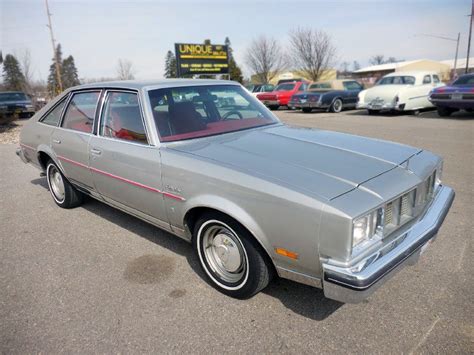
309 83 332 89
433 75 440 83
100 91 148 144
452 75 474 85
423 75 432 84
343 81 363 90
40 98 67 126
275 83 295 91
378 76 415 85
61 91 100 133
299 83 307 91
148 85 278 142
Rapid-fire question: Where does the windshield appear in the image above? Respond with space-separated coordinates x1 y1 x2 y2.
377 76 416 85
0 92 29 102
148 85 279 142
309 83 332 89
275 83 295 91
453 75 474 86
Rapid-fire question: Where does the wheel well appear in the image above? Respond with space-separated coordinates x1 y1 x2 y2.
38 151 52 171
184 207 276 273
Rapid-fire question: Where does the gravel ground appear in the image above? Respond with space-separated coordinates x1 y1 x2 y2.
1 109 473 353
0 120 25 144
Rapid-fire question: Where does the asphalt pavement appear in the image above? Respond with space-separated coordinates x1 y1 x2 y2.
1 109 473 353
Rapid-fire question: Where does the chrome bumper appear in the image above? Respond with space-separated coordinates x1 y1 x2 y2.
322 185 455 303
261 99 279 106
357 101 398 110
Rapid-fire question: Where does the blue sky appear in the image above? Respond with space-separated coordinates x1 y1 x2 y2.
1 0 472 81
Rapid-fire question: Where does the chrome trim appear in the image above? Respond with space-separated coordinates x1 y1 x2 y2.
276 267 322 288
322 185 454 303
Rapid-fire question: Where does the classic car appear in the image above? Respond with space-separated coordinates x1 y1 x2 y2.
428 73 474 116
0 91 35 124
256 81 308 110
289 80 363 113
17 80 454 303
245 83 275 97
357 71 445 115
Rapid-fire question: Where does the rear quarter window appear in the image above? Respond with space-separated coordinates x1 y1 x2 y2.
40 97 67 126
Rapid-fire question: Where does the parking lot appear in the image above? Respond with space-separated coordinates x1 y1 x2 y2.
1 109 473 353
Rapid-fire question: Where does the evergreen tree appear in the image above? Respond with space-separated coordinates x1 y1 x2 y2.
2 54 26 91
62 55 80 88
164 50 177 78
224 37 243 83
0 51 3 64
47 44 63 96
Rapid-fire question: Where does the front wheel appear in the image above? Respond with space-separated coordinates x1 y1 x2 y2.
46 161 83 208
194 212 273 299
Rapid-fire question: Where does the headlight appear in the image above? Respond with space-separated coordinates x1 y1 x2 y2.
352 208 382 248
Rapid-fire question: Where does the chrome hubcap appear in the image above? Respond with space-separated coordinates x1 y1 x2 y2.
48 165 65 202
334 100 342 112
202 225 246 283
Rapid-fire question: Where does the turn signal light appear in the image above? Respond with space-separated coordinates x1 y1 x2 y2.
275 248 299 260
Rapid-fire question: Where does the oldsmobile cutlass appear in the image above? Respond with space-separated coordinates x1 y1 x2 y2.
429 73 474 116
17 80 454 302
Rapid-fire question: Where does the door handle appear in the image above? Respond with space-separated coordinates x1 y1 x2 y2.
52 139 61 144
90 148 102 155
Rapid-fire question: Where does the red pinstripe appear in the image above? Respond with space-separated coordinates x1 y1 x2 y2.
57 155 185 201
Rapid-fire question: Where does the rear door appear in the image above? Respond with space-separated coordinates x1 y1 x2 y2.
51 90 101 191
88 90 168 228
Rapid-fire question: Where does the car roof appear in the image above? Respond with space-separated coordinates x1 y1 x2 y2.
68 79 240 92
385 71 437 78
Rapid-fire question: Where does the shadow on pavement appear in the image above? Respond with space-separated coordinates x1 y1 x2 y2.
31 176 344 321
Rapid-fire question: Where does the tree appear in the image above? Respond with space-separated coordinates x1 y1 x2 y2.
62 55 80 88
288 27 337 82
164 50 177 78
245 35 286 84
2 54 26 91
369 54 385 65
352 60 361 71
0 51 3 64
116 59 136 80
47 43 63 96
225 37 243 83
18 49 34 94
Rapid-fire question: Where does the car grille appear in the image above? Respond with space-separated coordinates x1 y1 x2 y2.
383 171 436 235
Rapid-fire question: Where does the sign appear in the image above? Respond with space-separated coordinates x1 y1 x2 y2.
174 43 229 76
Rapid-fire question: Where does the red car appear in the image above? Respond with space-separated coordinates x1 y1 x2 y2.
257 81 309 110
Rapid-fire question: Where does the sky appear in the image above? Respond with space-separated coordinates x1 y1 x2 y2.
1 0 472 82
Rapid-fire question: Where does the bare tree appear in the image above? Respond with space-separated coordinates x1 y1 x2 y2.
245 36 286 84
369 55 385 65
16 49 34 94
116 59 136 80
288 27 337 82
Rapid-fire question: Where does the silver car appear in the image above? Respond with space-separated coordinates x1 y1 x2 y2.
16 80 455 302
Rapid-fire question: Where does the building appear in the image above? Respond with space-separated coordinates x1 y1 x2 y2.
440 57 474 77
353 59 451 86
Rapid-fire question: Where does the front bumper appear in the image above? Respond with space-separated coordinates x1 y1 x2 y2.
322 185 455 303
260 99 279 106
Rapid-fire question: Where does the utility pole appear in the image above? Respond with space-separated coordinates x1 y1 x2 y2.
466 0 473 73
45 0 63 93
454 32 460 78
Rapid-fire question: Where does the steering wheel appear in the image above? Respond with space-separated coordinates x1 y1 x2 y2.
222 110 243 120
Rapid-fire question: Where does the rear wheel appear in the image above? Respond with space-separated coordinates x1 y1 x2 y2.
302 107 312 113
437 107 454 117
330 98 343 113
193 212 273 299
268 105 279 111
46 161 83 208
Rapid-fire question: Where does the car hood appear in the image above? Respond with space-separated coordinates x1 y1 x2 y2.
169 124 421 200
363 85 411 102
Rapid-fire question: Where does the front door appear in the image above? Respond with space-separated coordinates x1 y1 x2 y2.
52 90 101 191
88 90 168 228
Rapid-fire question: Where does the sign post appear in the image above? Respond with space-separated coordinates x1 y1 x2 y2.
174 43 229 78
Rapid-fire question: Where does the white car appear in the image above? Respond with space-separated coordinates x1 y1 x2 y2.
357 71 445 114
